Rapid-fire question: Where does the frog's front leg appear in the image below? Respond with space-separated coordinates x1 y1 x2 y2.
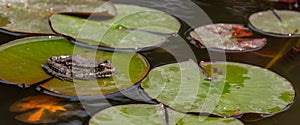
42 61 73 82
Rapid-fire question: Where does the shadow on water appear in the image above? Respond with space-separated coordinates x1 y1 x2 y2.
192 0 273 25
1 0 300 125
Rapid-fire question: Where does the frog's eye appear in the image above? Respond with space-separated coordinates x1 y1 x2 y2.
50 56 58 60
99 63 106 67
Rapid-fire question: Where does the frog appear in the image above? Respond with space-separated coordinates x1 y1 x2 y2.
42 55 117 82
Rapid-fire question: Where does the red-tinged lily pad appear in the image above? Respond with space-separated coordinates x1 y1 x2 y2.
190 23 267 52
141 60 295 116
249 10 300 37
50 4 180 50
9 94 82 124
89 104 244 125
0 36 149 96
0 0 116 34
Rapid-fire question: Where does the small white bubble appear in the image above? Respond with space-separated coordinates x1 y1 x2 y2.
6 2 11 8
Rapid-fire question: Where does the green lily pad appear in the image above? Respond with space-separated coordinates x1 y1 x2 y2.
249 10 300 37
89 104 243 125
0 0 116 34
50 4 180 49
141 60 295 116
0 36 149 96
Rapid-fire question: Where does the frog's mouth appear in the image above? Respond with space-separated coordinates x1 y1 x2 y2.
96 60 117 78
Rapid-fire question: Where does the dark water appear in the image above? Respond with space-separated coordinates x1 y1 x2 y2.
1 0 300 125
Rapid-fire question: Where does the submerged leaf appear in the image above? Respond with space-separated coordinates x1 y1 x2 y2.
9 94 81 124
0 36 149 96
50 4 180 49
0 0 116 34
89 104 243 125
141 60 295 116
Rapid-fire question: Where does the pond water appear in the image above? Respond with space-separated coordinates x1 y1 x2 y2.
0 0 300 125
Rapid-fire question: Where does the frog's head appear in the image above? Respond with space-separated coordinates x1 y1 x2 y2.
96 60 117 78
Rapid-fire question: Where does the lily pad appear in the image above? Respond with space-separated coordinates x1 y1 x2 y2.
0 36 149 96
9 94 82 124
50 4 180 49
190 24 267 52
0 0 116 34
141 60 295 116
248 10 300 37
89 104 243 125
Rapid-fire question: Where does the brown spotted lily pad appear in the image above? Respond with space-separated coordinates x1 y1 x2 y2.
190 23 267 52
0 0 116 34
0 36 149 96
9 94 82 124
141 60 295 116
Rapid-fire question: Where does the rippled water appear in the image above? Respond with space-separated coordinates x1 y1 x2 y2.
1 0 300 125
